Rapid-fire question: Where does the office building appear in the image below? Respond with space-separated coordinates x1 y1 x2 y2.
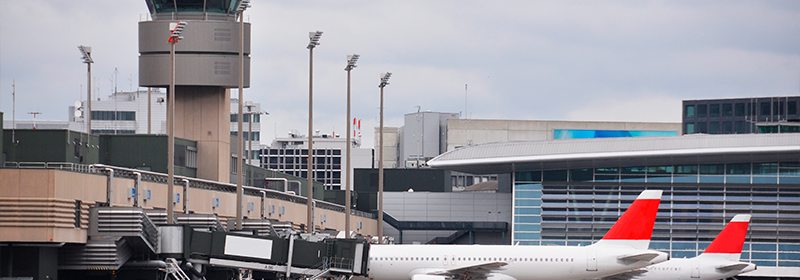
683 96 800 134
261 131 373 190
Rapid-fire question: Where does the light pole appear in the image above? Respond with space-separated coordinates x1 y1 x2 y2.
167 20 187 224
235 0 250 231
377 72 391 243
78 46 93 134
245 102 268 174
344 54 360 236
306 30 322 234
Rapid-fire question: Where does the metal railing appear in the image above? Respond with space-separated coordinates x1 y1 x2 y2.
3 162 375 219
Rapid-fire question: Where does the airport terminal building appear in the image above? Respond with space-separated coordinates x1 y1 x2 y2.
428 133 800 279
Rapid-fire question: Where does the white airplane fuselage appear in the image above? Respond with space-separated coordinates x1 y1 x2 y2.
628 256 756 280
367 243 668 280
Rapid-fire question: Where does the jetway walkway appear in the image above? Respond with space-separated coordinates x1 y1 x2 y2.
58 206 369 280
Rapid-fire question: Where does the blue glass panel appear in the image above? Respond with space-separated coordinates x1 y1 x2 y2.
620 176 646 182
741 252 749 259
780 244 800 251
647 176 671 183
780 177 800 184
515 183 543 190
651 242 670 250
673 175 698 183
515 208 542 215
779 261 800 267
752 252 777 260
753 260 776 266
514 232 541 240
514 216 541 223
515 199 542 206
515 191 542 198
753 244 776 251
699 175 724 183
517 241 540 245
726 175 750 183
672 251 697 258
541 240 565 245
515 224 541 231
753 176 777 184
672 242 697 250
779 252 800 260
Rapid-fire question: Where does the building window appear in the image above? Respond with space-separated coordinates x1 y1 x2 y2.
186 146 197 168
789 101 798 115
697 122 707 133
697 105 707 118
709 122 720 134
722 104 732 117
684 105 695 118
735 121 745 133
722 121 732 134
230 114 238 122
709 104 720 118
735 103 745 117
91 111 135 121
760 102 771 116
685 123 695 134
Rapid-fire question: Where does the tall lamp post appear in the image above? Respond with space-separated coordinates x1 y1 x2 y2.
78 45 93 135
306 30 323 234
235 0 250 231
245 102 268 177
167 20 187 224
344 54 360 236
377 72 391 243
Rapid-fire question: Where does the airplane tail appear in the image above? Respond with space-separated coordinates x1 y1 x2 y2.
593 190 662 250
700 214 751 261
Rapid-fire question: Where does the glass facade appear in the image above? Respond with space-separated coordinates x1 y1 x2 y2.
683 97 800 135
513 162 800 268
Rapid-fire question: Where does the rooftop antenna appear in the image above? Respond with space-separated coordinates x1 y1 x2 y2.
465 84 468 119
28 112 42 129
11 80 19 146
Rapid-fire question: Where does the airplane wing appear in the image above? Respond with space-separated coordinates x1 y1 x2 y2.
599 269 648 280
715 262 751 271
423 261 510 280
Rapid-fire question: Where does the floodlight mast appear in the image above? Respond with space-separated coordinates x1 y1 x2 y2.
167 21 187 225
78 45 93 135
377 72 391 244
307 30 322 233
344 54 360 235
235 0 250 230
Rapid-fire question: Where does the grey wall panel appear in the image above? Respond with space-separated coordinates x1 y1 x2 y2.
139 54 250 87
139 21 250 54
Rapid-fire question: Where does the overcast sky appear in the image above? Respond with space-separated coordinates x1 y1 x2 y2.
1 1 799 149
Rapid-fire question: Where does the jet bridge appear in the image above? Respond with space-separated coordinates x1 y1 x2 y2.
60 206 370 280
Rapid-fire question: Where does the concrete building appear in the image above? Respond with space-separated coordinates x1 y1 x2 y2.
428 133 800 279
379 111 681 190
683 96 800 134
261 131 373 190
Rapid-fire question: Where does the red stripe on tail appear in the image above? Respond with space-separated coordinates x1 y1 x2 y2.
601 194 661 241
703 219 750 254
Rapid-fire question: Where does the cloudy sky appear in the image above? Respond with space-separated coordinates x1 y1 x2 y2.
1 1 799 148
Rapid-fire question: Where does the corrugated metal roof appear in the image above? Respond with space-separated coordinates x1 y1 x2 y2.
428 133 800 169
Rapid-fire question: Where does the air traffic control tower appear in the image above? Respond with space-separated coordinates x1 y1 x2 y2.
139 0 250 182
